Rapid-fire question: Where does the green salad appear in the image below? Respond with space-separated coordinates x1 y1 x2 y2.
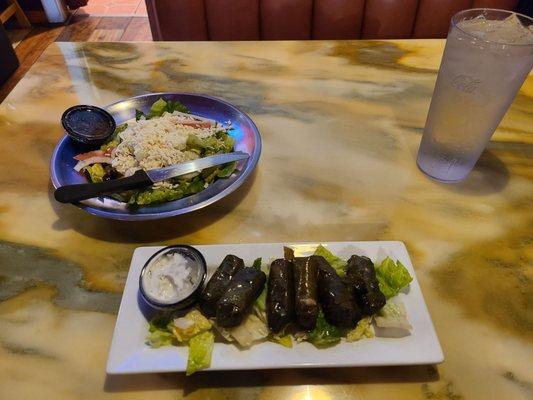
72 98 237 206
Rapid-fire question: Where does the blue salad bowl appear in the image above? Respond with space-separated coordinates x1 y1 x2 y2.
50 93 261 221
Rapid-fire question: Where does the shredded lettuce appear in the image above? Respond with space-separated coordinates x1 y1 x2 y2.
375 300 411 331
169 310 212 343
346 316 374 342
186 331 214 375
313 245 346 276
375 257 413 299
84 163 105 183
307 310 341 348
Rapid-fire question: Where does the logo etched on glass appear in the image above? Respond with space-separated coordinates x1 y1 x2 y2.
450 75 481 94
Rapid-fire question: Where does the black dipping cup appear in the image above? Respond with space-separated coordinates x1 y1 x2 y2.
61 105 116 146
139 245 207 311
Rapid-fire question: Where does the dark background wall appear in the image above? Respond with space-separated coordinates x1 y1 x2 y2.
0 24 19 85
517 0 532 16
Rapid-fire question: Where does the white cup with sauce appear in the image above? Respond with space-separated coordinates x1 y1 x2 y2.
139 245 207 311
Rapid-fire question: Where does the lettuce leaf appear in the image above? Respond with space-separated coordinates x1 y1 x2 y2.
146 314 175 348
186 331 214 375
307 310 341 348
129 186 185 205
313 244 346 276
149 98 167 117
166 100 190 114
283 246 295 260
270 334 293 348
136 98 191 121
146 330 175 348
254 285 267 315
252 257 262 270
227 314 268 348
100 123 127 151
182 176 205 195
375 300 411 331
186 134 234 156
375 257 413 299
135 109 146 121
114 122 128 136
346 316 374 342
201 166 219 184
126 170 230 206
200 162 237 185
148 98 190 118
84 163 105 183
169 309 212 343
253 262 268 322
217 162 237 178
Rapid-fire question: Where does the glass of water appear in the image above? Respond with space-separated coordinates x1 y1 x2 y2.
417 8 533 182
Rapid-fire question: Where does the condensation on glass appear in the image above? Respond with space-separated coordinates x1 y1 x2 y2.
417 9 533 182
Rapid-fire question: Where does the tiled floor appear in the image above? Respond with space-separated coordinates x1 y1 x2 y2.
78 0 147 16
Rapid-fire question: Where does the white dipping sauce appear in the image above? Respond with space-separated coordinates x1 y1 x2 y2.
142 252 199 303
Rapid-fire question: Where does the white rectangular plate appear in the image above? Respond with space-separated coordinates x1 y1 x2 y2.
106 241 443 374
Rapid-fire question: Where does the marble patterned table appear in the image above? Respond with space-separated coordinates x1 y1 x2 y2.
0 40 531 400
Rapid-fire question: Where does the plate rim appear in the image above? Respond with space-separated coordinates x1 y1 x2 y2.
49 92 262 221
106 241 444 374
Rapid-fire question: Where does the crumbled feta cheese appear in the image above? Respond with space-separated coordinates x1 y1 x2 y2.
112 111 220 177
